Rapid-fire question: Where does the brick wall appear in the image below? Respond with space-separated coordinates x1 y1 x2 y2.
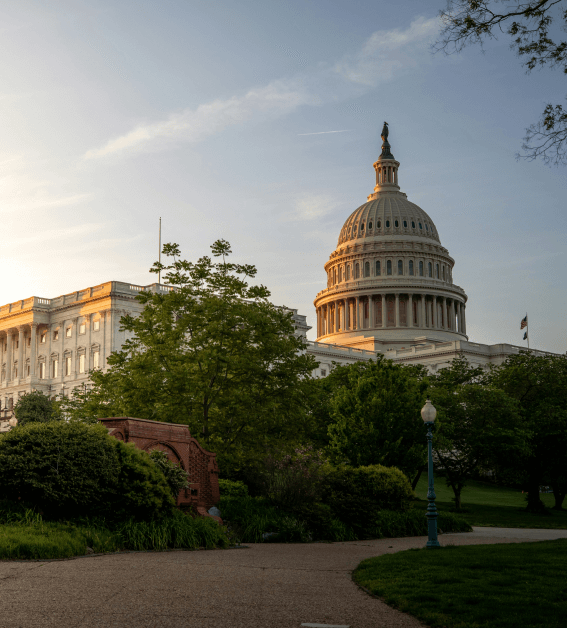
99 417 220 516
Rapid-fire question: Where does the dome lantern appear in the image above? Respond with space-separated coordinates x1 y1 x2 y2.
369 122 400 198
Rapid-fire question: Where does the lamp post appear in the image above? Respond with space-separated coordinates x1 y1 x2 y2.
421 399 440 549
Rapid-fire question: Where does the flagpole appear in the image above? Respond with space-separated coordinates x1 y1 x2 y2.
158 217 162 285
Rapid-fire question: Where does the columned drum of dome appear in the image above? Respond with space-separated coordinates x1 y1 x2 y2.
313 124 468 352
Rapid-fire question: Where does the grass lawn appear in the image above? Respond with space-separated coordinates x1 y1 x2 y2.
354 540 567 628
414 477 567 529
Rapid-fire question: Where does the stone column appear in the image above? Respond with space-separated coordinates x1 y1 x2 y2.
30 323 38 377
5 332 12 383
381 294 385 327
442 297 447 329
355 297 360 330
101 311 107 369
17 326 24 381
369 296 374 329
86 314 92 371
395 294 400 327
462 305 467 335
432 297 437 329
449 300 455 331
408 294 414 328
420 294 426 328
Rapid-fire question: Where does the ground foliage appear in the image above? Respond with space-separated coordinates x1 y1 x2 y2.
61 240 318 477
435 0 567 165
14 390 60 427
354 539 567 628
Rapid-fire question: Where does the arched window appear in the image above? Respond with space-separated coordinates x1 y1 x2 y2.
428 262 432 277
442 266 445 280
377 221 381 229
425 223 429 231
339 267 342 282
387 260 392 275
355 263 360 279
346 265 351 280
368 222 373 229
409 260 414 276
403 220 408 228
394 220 399 228
376 260 381 276
412 221 416 228
398 260 403 275
364 261 370 277
435 264 439 278
419 222 423 229
419 261 424 276
333 268 337 284
361 223 365 232
386 220 390 227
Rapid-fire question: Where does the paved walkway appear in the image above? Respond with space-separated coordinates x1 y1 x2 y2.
1 527 566 628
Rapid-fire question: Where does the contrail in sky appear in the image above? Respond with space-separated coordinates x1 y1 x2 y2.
297 130 350 136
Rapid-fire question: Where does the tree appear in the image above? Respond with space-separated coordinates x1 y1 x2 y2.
326 357 428 483
435 1 567 165
487 350 567 511
428 356 526 510
64 240 318 477
14 390 59 427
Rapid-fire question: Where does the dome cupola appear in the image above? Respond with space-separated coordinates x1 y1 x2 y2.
313 124 468 352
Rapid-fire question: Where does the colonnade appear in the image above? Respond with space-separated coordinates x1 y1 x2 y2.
316 293 466 337
0 312 109 387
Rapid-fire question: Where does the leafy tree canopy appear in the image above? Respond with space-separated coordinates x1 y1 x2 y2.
436 1 567 164
62 240 318 477
428 356 526 509
325 357 428 483
486 350 567 510
14 390 60 427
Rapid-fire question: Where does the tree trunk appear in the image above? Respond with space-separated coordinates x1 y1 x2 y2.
452 486 462 511
551 484 566 511
525 479 547 513
411 466 425 490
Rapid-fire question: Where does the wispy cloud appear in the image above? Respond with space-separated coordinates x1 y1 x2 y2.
334 16 438 86
298 130 350 136
84 17 438 160
284 194 342 222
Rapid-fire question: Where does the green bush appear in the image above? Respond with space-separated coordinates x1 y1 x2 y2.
14 390 59 427
325 465 414 534
367 508 472 539
218 479 249 499
148 449 189 500
0 422 174 521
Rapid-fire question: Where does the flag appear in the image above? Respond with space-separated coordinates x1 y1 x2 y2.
520 315 528 329
523 331 528 340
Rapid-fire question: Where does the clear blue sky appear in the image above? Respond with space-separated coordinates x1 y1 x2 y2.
0 0 564 352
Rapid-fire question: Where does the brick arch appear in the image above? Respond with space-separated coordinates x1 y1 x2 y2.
142 440 186 470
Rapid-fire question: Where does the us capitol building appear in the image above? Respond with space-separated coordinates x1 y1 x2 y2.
0 124 554 424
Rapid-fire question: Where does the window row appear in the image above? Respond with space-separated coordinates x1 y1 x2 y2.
327 258 453 285
0 350 100 381
347 217 436 237
39 319 101 344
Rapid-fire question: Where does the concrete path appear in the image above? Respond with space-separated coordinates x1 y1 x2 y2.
0 527 566 628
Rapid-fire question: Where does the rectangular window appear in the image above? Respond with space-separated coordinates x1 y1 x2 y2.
320 369 327 377
53 330 59 341
65 356 72 376
375 261 381 276
26 364 30 376
40 332 46 344
93 351 100 369
93 320 100 331
79 354 85 373
398 260 404 275
66 327 72 338
53 360 58 378
39 362 45 379
79 323 86 335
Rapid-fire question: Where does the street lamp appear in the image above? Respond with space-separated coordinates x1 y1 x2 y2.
421 399 440 549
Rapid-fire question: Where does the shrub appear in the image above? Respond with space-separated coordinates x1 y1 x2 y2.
111 442 175 521
325 465 414 534
148 450 189 499
366 507 472 539
0 422 174 521
256 446 331 509
218 479 249 499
